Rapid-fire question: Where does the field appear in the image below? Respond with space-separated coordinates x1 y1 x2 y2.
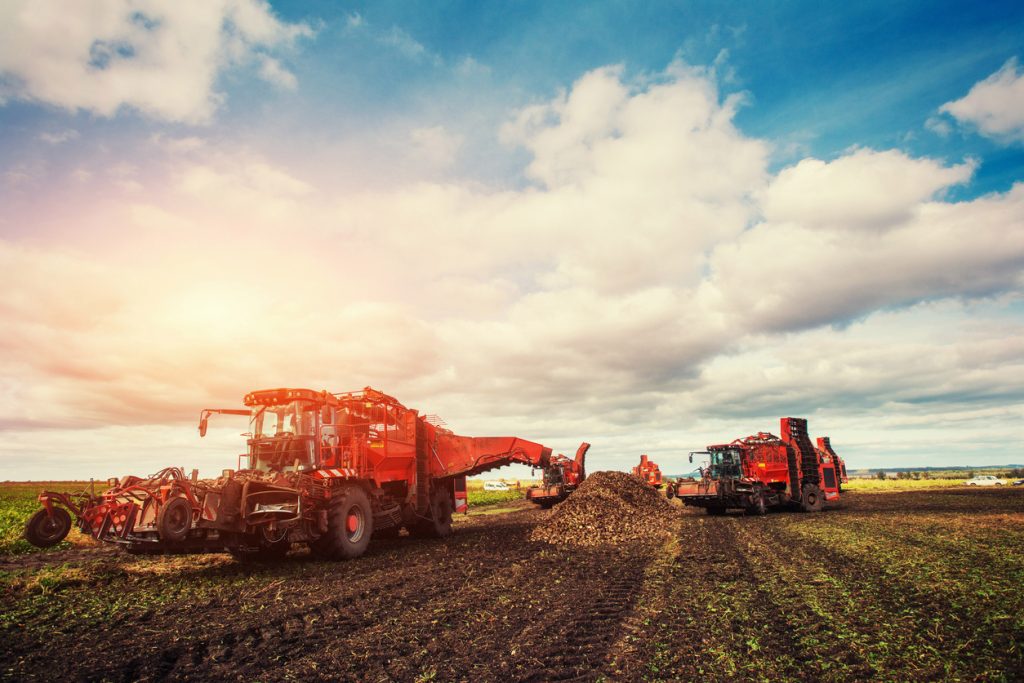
1 482 1022 681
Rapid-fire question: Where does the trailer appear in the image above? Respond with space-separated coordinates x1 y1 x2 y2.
25 387 585 560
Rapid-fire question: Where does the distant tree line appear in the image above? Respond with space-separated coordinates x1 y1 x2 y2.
874 468 1024 480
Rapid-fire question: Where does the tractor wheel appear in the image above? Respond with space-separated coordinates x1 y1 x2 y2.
746 492 767 516
412 486 454 538
666 488 676 500
24 508 72 548
311 485 374 560
157 497 193 543
800 484 824 513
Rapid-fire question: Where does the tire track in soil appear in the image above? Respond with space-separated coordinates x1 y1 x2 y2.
511 545 653 683
115 532 539 682
260 542 654 682
2 508 549 683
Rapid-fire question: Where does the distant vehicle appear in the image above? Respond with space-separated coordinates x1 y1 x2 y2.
1011 479 1024 487
964 475 1004 486
483 481 511 491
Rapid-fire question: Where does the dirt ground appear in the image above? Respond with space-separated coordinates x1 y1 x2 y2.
2 487 1023 682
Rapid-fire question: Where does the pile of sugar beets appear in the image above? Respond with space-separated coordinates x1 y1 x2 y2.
531 470 676 547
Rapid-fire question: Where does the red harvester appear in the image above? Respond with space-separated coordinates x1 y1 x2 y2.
525 443 589 508
632 454 663 489
667 417 844 515
25 387 585 560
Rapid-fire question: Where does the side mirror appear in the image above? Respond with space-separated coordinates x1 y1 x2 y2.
688 453 693 463
199 411 209 438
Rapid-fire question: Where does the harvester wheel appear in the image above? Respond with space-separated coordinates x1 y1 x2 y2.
800 484 824 513
666 488 676 500
24 508 72 548
157 497 193 543
746 492 767 516
412 486 453 538
312 485 373 560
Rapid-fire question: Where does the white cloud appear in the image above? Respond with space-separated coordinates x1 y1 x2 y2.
759 148 974 231
409 126 464 169
0 0 313 124
38 128 79 144
2 59 1023 477
940 57 1024 141
258 55 298 90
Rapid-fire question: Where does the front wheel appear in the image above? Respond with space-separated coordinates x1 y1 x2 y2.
746 491 767 516
666 488 676 500
311 485 374 560
800 485 824 513
412 485 453 538
25 508 72 548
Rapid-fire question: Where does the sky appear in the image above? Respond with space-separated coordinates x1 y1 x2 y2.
1 0 1023 480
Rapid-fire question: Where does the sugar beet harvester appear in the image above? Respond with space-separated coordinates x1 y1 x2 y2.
666 417 847 515
631 454 663 489
24 387 586 560
524 443 589 508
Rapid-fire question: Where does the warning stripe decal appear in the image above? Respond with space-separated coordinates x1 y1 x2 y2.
313 468 358 479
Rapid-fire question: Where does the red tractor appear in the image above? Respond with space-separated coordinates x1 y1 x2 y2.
632 454 663 488
24 387 585 560
525 443 589 508
671 417 842 515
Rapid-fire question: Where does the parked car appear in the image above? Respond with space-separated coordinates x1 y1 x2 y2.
964 475 1005 486
483 481 511 491
1012 479 1024 487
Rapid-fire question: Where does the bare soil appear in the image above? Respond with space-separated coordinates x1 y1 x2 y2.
2 484 1022 682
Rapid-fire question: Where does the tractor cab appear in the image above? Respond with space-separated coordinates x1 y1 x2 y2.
246 395 323 472
707 446 744 480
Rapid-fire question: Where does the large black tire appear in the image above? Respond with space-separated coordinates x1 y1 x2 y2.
157 497 193 542
746 491 767 516
311 485 374 560
24 508 72 548
666 487 676 500
800 484 824 513
412 486 454 538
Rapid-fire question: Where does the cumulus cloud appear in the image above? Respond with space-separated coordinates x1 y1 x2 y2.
0 0 313 123
940 57 1024 141
2 59 1023 477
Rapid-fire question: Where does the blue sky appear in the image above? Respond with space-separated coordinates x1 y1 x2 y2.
0 1 1022 478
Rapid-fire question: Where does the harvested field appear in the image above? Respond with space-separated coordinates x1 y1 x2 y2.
1 482 1022 681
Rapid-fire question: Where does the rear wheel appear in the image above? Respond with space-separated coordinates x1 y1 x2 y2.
412 485 454 538
800 484 824 513
25 508 72 548
311 485 373 560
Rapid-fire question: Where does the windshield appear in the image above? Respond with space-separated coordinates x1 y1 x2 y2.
251 400 318 438
708 448 743 479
